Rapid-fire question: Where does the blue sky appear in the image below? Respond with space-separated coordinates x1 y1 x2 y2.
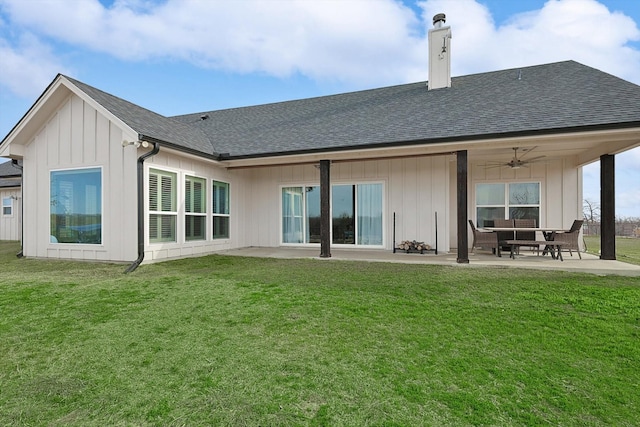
1 0 639 217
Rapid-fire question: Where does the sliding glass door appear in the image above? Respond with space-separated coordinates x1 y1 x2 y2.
282 183 382 246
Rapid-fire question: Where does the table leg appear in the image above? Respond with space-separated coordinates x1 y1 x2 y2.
542 231 557 258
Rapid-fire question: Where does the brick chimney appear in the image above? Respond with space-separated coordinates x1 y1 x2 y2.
428 13 452 90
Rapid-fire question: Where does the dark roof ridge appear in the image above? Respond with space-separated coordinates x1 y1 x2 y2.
173 60 583 119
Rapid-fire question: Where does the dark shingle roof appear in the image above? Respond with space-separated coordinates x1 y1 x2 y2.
63 76 215 155
63 61 640 160
0 161 21 178
172 61 640 158
0 161 21 188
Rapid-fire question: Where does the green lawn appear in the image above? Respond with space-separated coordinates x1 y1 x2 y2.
1 241 639 426
584 236 640 266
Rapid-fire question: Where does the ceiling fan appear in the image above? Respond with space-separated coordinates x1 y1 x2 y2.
485 147 546 169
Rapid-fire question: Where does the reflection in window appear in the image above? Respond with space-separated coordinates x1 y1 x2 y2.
50 168 102 244
282 183 382 246
476 182 540 226
332 185 355 244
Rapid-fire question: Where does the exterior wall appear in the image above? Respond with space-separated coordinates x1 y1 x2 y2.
235 155 451 252
0 187 21 241
22 93 139 261
449 157 583 249
143 151 241 262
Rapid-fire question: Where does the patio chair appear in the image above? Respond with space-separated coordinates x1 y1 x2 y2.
514 218 538 254
553 219 584 259
469 220 501 257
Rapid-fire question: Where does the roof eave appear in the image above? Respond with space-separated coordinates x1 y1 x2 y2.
222 121 640 161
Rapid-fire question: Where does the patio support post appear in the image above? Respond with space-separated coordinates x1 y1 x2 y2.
600 154 616 260
456 150 469 263
319 159 331 258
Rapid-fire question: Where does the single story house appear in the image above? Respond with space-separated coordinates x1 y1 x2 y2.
1 16 639 269
0 160 22 242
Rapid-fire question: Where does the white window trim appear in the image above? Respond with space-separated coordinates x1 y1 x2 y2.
48 166 104 246
212 179 230 240
2 196 13 217
185 174 208 242
147 166 180 245
473 180 543 224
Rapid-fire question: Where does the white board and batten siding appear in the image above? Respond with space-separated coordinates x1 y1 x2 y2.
451 158 582 249
22 92 139 261
0 187 21 241
143 151 239 262
236 155 451 252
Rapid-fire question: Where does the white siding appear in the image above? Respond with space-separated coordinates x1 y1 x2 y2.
0 187 21 241
452 158 582 249
143 151 238 262
236 155 451 252
22 93 138 261
14 92 586 262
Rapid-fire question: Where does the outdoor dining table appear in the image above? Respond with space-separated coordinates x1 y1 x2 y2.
481 227 566 260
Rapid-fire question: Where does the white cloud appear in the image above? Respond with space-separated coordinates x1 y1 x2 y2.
420 0 640 83
0 32 70 98
0 0 425 86
0 0 638 92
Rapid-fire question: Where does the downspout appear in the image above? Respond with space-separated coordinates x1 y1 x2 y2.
11 160 23 258
125 142 160 273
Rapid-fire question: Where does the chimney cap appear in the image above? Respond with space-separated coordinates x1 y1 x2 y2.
433 13 446 26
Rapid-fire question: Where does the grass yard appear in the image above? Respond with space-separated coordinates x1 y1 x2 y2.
584 235 640 266
1 241 639 426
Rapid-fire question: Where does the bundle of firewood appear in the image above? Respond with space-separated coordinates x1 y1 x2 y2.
397 240 431 252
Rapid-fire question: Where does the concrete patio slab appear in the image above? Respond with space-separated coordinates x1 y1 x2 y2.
219 247 640 277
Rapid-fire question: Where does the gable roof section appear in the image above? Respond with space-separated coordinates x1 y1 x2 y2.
172 61 640 159
62 76 215 156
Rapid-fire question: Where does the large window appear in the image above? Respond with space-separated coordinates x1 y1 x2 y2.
185 175 206 241
213 180 229 239
50 168 102 244
282 183 382 246
149 169 177 243
2 197 12 216
476 182 540 227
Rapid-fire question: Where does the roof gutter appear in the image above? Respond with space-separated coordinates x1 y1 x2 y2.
125 141 160 273
11 160 23 258
138 134 221 162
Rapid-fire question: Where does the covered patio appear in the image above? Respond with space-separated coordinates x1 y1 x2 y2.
219 246 640 277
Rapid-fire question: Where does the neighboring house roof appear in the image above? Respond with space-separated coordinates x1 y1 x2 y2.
0 161 21 188
0 160 21 177
171 61 640 159
0 177 20 188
